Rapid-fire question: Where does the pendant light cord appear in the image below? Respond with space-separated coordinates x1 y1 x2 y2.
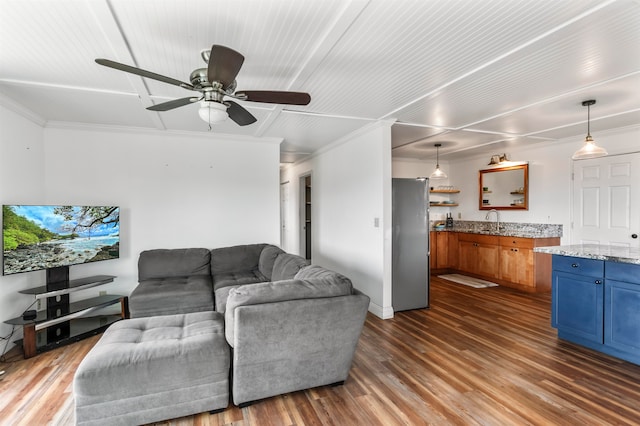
587 102 591 138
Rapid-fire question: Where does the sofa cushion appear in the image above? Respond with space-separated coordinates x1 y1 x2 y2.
129 275 214 318
258 245 285 279
224 273 353 345
138 248 210 280
271 253 310 282
212 269 266 291
210 243 266 276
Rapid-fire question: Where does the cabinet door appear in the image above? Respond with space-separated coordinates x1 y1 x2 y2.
476 243 500 279
447 232 459 269
458 241 476 273
429 231 437 270
605 279 640 353
435 232 449 269
552 271 604 344
500 246 534 286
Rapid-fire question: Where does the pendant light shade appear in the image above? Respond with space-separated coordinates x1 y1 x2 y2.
429 143 448 180
572 100 607 160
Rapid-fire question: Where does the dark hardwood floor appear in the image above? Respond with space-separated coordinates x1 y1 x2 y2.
2 276 640 425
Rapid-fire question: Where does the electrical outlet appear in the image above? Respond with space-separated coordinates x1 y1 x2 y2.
99 290 107 296
36 299 42 310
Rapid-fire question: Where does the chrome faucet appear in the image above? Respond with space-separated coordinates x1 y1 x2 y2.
485 209 500 232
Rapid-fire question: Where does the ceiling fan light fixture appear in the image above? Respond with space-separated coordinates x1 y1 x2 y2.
429 143 448 180
572 100 607 160
198 101 228 125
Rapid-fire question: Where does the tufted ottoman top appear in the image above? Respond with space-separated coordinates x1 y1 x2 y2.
74 311 229 398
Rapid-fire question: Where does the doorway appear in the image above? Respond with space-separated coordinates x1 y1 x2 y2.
572 152 640 247
280 181 289 250
299 174 312 260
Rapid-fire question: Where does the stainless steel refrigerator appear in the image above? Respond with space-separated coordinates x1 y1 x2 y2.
392 178 430 311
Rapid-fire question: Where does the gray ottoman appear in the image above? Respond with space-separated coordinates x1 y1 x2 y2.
74 311 229 426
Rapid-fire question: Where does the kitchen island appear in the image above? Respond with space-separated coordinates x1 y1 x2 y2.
534 244 640 366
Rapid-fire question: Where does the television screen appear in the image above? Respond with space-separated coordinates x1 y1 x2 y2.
2 205 119 275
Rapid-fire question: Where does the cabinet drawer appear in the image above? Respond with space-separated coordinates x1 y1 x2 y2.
499 236 534 249
605 261 640 283
552 255 603 277
457 233 499 245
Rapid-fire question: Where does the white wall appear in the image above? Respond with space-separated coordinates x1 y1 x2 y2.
1 112 281 352
42 125 282 296
0 102 46 349
281 121 393 318
392 158 453 222
393 126 640 244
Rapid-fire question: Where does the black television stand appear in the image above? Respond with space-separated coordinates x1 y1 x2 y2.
4 266 128 358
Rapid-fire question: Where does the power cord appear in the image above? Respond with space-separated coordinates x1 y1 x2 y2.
0 325 17 363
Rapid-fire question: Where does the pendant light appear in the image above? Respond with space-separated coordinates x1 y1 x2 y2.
429 143 448 180
572 100 607 160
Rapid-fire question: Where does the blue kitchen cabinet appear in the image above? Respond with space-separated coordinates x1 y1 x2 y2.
552 256 604 345
605 262 640 359
551 255 640 365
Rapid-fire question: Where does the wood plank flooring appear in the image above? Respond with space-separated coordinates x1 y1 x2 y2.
2 276 640 425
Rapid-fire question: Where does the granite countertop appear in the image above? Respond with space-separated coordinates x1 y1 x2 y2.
534 244 640 265
431 220 562 239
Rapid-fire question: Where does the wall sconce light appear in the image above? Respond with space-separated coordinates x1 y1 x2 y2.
488 153 509 165
572 99 607 160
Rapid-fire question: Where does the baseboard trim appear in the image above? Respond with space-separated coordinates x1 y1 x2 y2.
368 302 394 319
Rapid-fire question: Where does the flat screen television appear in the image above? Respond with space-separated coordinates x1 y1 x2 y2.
2 205 119 276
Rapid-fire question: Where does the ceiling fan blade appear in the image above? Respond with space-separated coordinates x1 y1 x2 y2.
96 58 194 89
207 45 244 90
226 100 257 126
236 90 311 105
147 97 199 111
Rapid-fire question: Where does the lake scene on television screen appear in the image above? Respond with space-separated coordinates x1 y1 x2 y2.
2 205 119 275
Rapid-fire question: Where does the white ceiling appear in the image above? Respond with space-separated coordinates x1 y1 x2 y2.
1 0 639 163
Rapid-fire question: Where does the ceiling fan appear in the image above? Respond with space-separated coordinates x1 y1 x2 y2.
95 44 311 127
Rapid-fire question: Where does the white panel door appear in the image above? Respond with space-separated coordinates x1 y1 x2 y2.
572 153 640 247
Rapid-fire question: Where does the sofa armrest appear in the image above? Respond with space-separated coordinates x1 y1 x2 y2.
229 293 369 405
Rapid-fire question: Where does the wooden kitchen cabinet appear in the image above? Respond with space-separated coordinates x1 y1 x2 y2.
447 232 458 270
458 233 559 292
430 231 436 271
430 231 452 272
499 236 559 291
456 233 500 280
499 236 534 287
430 231 460 272
433 232 559 292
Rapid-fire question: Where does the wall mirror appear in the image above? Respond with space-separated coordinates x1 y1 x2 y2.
478 162 528 210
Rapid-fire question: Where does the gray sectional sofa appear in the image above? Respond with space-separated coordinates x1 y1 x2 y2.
75 243 369 424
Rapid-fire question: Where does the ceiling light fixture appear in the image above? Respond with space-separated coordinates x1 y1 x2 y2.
429 143 448 180
198 101 228 126
572 99 607 160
